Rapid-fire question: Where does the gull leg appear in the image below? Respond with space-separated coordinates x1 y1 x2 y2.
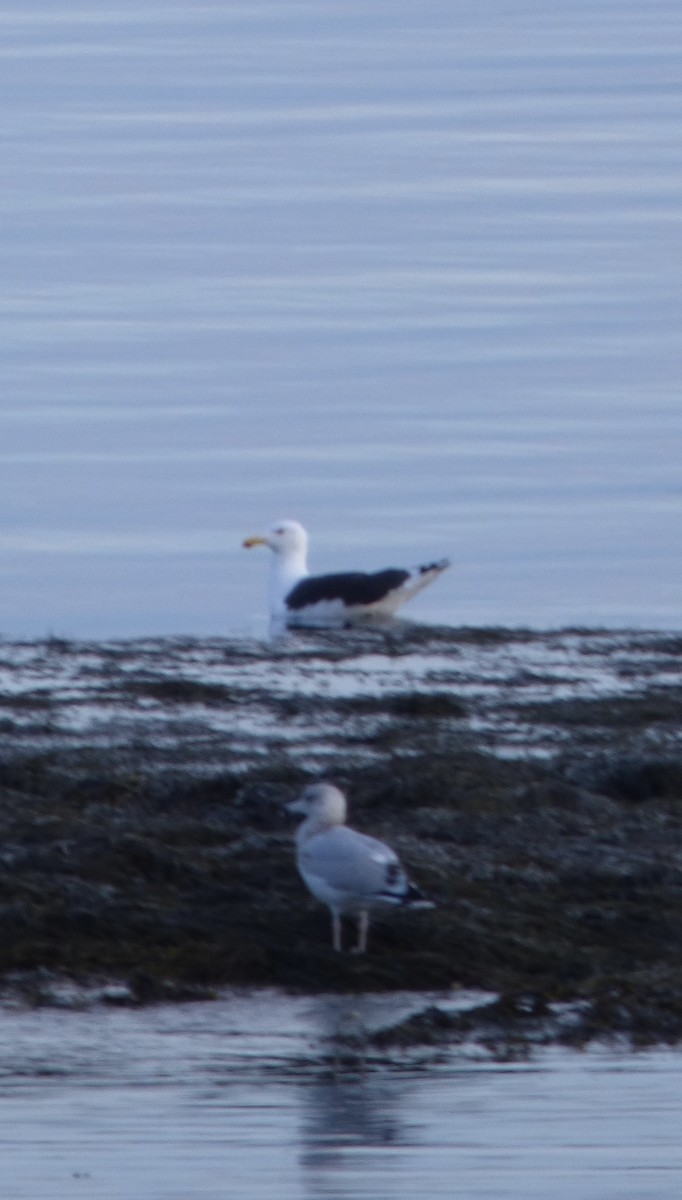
332 912 343 953
351 910 370 955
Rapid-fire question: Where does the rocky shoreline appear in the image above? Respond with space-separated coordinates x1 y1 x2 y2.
0 625 681 1050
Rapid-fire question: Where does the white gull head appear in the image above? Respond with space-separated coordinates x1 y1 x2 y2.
243 519 308 559
243 519 310 620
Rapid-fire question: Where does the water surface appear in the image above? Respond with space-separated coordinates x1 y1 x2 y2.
1 994 681 1199
1 0 680 637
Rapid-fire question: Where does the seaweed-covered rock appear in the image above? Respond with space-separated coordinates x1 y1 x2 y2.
0 627 680 1044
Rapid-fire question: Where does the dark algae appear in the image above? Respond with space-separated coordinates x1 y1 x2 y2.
0 626 681 1047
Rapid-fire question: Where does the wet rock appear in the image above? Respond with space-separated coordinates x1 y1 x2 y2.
0 628 679 1044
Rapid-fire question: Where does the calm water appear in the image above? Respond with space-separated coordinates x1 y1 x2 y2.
1 0 681 637
1 994 681 1200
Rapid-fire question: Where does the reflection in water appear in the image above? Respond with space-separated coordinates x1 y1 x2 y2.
295 995 423 1199
298 1073 408 1199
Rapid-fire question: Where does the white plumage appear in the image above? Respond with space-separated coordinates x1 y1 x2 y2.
243 519 450 629
287 782 433 953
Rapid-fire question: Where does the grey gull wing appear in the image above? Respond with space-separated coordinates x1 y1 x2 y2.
298 826 406 898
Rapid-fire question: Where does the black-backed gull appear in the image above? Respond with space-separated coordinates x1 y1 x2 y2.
243 519 449 628
287 782 434 953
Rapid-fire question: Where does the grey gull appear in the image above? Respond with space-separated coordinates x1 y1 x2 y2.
287 782 434 953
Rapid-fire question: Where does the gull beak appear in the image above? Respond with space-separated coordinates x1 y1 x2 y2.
243 535 267 549
286 798 307 814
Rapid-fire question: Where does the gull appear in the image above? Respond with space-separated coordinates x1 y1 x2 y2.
287 782 434 953
243 519 450 628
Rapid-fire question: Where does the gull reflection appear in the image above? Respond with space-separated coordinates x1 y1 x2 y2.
295 995 423 1199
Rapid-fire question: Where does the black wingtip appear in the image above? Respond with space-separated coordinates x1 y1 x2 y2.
418 558 451 575
401 882 435 909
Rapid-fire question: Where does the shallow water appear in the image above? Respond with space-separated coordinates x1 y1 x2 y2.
1 0 681 637
1 993 681 1200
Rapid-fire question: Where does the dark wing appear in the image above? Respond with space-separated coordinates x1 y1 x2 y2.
286 569 410 611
